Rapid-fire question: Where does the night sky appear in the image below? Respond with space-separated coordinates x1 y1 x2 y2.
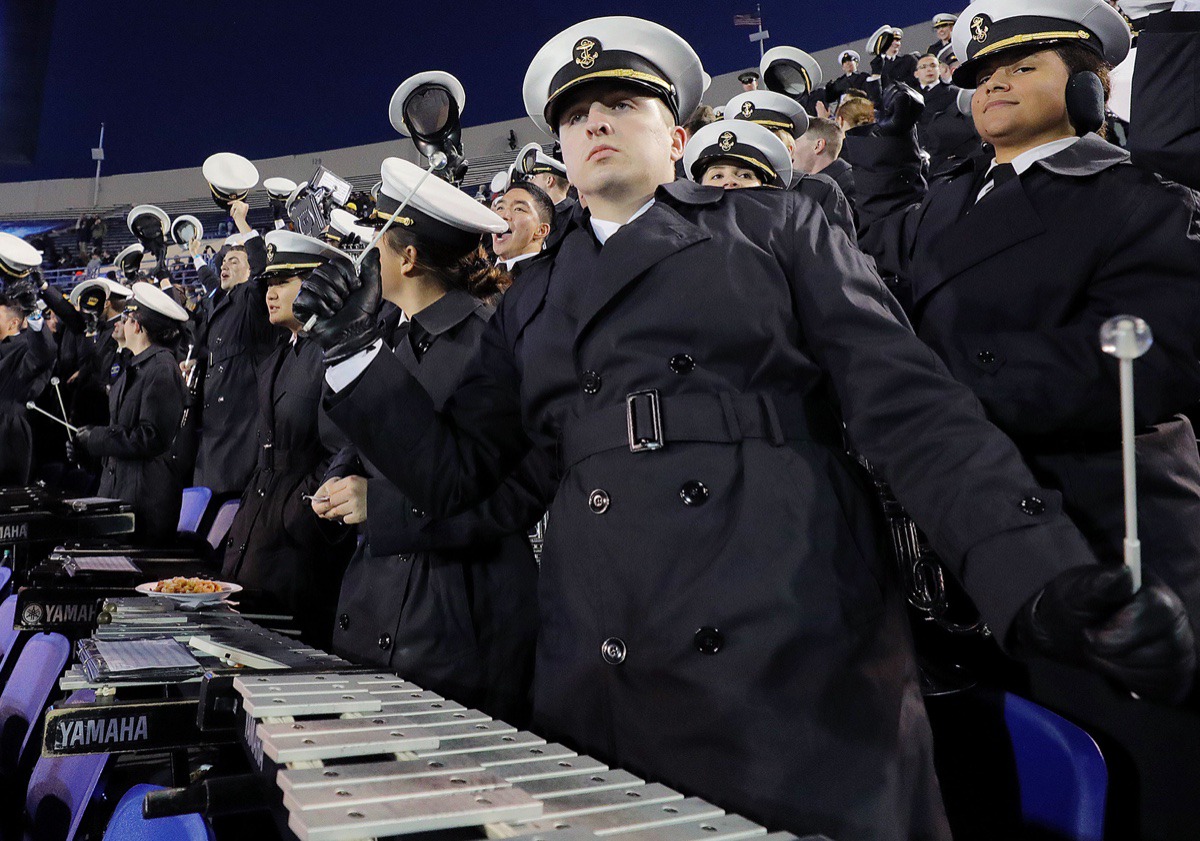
0 0 950 182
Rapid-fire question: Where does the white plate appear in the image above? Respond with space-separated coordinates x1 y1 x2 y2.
135 580 242 605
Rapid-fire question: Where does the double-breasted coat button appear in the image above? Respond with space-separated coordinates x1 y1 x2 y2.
679 481 709 506
669 354 695 374
588 489 610 514
410 506 425 518
694 627 723 655
1020 496 1046 516
416 338 432 354
581 371 602 394
976 350 996 364
378 633 392 650
600 637 626 665
338 614 350 630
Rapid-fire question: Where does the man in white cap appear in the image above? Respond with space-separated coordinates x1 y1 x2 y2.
928 13 959 57
189 198 277 498
824 49 870 103
70 282 188 542
852 2 1200 835
294 15 1191 841
515 142 576 249
869 25 919 90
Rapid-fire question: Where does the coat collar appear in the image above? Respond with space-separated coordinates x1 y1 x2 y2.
411 287 488 337
126 344 171 369
1030 132 1128 177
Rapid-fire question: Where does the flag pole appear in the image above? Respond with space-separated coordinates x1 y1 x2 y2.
757 3 765 59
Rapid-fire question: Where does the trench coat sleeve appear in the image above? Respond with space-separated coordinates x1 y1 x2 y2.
323 444 364 484
40 284 87 335
1128 12 1200 190
17 327 57 394
845 132 929 278
324 317 533 521
944 179 1200 436
365 446 554 556
85 362 180 460
780 190 1098 641
197 261 219 296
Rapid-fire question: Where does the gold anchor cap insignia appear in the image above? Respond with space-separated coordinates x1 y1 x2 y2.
970 15 990 43
574 37 600 69
741 101 755 117
718 131 736 152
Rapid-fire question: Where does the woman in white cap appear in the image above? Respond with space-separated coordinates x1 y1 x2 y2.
682 120 792 190
296 15 1191 841
308 157 551 723
219 231 357 649
854 2 1200 836
70 283 188 542
0 277 54 485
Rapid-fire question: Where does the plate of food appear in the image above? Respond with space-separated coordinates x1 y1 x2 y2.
136 577 242 605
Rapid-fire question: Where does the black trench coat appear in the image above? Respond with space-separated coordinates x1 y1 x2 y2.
324 181 1102 841
222 337 353 649
856 132 1200 841
192 235 277 496
329 289 550 724
88 344 185 542
0 327 56 485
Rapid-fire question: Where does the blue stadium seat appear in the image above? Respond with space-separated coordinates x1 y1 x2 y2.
1003 691 1108 841
0 632 71 776
24 689 108 841
102 784 213 841
177 487 213 535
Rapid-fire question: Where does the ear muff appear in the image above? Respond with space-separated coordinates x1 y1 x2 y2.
1065 71 1105 137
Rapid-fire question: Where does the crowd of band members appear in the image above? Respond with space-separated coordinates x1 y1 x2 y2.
1 4 1200 838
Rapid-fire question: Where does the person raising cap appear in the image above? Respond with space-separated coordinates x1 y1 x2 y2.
302 156 550 721
852 2 1196 835
70 282 188 542
683 119 792 189
220 229 359 649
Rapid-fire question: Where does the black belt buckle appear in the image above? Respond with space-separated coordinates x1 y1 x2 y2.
626 389 664 453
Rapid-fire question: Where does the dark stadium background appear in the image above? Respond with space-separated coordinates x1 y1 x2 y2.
0 0 949 182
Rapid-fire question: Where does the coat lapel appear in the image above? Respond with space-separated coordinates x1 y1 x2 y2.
912 174 1046 305
572 200 711 343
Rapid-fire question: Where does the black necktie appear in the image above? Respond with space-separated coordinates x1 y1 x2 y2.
977 163 1017 203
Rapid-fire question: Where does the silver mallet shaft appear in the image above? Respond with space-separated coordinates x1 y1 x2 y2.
302 153 447 333
49 376 71 435
1101 315 1153 591
26 401 82 434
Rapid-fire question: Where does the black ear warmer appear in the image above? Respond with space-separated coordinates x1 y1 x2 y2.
1065 71 1105 136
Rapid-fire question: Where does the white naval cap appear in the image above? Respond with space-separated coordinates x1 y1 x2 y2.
933 12 959 26
171 214 204 245
124 281 189 330
683 120 793 189
263 176 298 199
371 157 507 252
285 180 310 215
70 277 132 308
724 90 810 139
759 46 823 96
202 152 259 209
489 170 512 198
867 25 902 56
390 71 466 137
0 232 43 279
952 0 1130 86
327 208 376 245
516 142 568 179
126 205 169 237
839 49 862 64
113 243 145 281
262 230 351 278
522 16 705 135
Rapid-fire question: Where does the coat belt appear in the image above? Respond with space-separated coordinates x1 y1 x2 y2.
559 391 839 471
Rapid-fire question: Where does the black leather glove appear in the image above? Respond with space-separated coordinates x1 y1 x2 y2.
68 426 94 462
293 249 383 364
1016 564 1197 705
875 83 925 137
